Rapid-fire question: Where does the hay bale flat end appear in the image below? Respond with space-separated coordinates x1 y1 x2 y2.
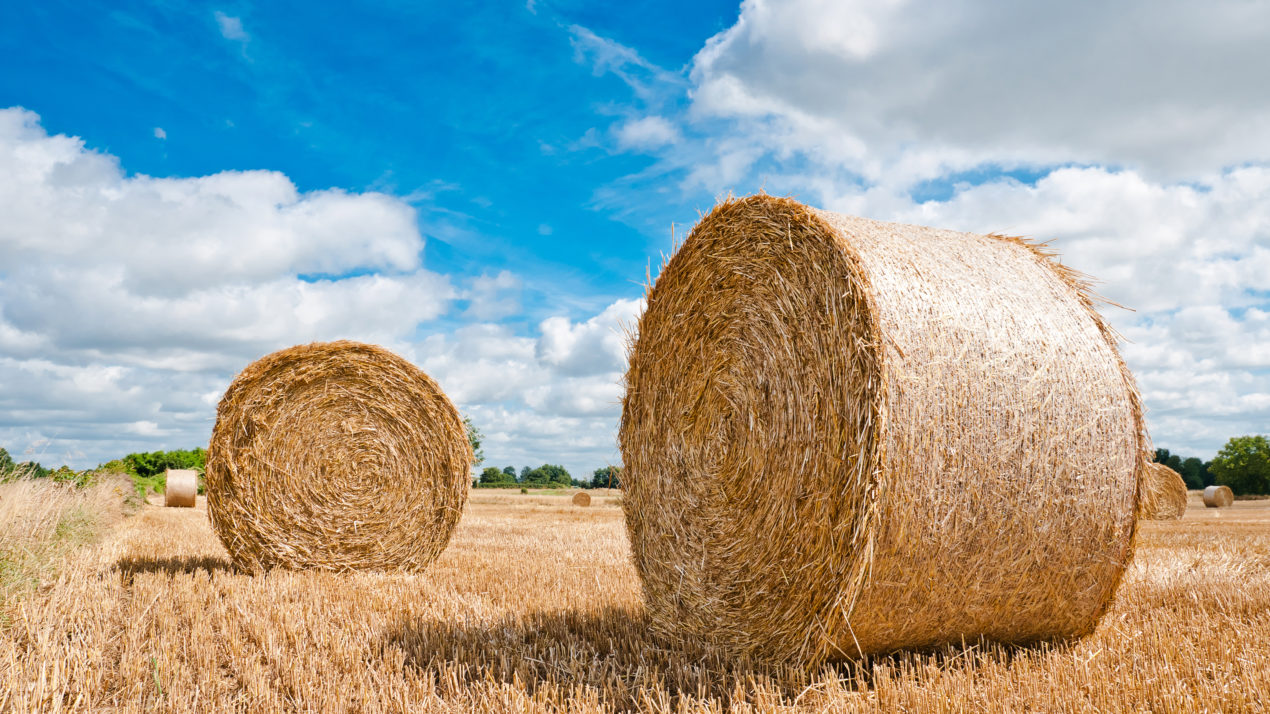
205 340 470 573
164 469 198 508
1203 485 1234 508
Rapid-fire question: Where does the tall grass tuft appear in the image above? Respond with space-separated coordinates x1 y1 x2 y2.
0 476 136 605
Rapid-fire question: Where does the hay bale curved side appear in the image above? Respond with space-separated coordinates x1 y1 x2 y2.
164 469 198 508
1138 463 1187 520
206 341 471 572
571 491 591 507
620 194 1147 664
1203 484 1234 508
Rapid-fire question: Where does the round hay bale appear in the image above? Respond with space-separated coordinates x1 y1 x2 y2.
1203 484 1234 508
206 341 470 572
1137 463 1186 520
163 469 198 508
571 491 591 507
620 195 1148 664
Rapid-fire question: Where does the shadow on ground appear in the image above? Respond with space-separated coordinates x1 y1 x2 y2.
385 607 774 709
114 554 234 581
384 608 1048 709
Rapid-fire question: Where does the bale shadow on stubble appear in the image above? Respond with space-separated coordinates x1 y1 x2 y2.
114 554 235 582
385 607 785 708
384 608 1047 709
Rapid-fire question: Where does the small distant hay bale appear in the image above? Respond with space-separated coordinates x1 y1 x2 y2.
571 491 591 507
1203 485 1234 508
206 341 471 572
163 469 198 508
1137 463 1187 520
620 195 1147 665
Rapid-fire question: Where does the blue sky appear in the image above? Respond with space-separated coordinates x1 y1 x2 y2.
2 0 1268 476
2 0 737 320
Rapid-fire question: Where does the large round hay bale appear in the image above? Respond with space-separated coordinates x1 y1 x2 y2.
206 341 471 572
163 469 198 508
1203 485 1234 508
1137 463 1186 520
620 195 1148 664
572 491 591 507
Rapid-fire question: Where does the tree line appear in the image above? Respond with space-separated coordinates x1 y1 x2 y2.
5 433 1265 497
0 446 207 493
476 464 622 489
464 417 622 490
1154 435 1270 495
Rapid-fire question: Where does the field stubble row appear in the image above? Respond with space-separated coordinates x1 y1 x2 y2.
1 489 1268 712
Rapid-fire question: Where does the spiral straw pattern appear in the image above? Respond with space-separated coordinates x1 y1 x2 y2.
207 341 470 573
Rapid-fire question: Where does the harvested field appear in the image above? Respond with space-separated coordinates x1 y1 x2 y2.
2 489 1268 712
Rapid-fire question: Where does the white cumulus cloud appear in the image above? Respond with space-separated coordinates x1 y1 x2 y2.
0 108 454 464
690 0 1270 183
421 299 644 475
589 1 1270 458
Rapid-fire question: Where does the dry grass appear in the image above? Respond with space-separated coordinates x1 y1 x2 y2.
2 489 1268 712
0 476 136 608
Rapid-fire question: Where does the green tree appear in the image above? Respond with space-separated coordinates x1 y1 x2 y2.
541 464 572 487
0 447 14 478
1179 457 1207 490
478 466 508 485
13 461 49 479
591 465 622 489
522 466 549 486
121 448 206 478
1153 448 1183 474
502 466 516 479
519 464 571 487
551 465 572 487
1210 435 1270 495
519 466 533 482
464 416 485 471
49 465 93 487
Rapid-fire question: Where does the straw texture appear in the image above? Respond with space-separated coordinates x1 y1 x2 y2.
572 492 592 507
1203 485 1234 508
1138 463 1187 520
163 469 198 508
206 341 470 573
620 194 1148 664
